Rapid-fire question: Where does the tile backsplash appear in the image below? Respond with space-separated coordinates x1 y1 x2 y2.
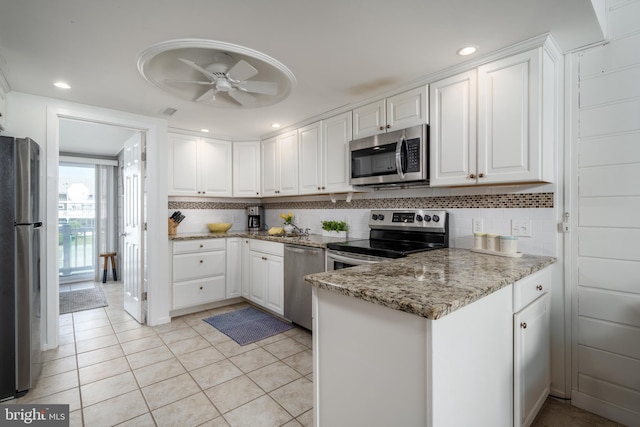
168 192 557 256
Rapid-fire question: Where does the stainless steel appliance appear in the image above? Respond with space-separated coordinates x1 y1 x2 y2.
0 136 43 400
327 209 448 270
284 245 324 330
350 124 428 186
246 205 264 231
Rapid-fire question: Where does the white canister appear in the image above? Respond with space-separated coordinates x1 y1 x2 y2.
500 235 518 254
473 233 487 250
486 234 500 251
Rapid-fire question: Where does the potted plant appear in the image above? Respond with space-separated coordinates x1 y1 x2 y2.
321 220 348 238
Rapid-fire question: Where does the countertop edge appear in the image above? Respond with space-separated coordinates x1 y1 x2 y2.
169 231 346 248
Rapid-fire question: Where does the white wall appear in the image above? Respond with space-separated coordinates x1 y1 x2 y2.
569 0 640 424
5 92 170 350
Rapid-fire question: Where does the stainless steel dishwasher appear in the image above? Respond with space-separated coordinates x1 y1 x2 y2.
284 244 325 331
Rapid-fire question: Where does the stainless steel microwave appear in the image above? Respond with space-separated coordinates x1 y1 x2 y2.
349 124 428 186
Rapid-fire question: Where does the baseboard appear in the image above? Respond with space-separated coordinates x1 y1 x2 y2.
572 390 640 426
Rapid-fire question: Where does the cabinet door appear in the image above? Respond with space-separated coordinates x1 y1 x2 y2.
168 134 199 196
514 292 550 427
322 112 353 193
353 99 385 139
261 136 278 196
387 86 428 131
241 239 251 298
429 71 477 187
478 49 541 184
265 255 284 315
278 130 299 195
225 238 242 298
249 251 267 305
233 141 261 197
199 138 232 197
298 122 323 194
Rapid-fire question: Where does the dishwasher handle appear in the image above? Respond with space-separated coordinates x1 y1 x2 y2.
285 245 323 255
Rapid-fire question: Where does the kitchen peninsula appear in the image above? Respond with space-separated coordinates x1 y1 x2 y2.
305 249 555 427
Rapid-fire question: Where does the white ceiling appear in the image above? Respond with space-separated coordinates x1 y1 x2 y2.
0 0 604 153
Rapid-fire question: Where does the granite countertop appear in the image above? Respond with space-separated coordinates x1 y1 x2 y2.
169 230 347 248
305 248 556 320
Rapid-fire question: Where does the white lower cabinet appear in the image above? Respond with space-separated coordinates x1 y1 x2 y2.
513 269 551 427
172 239 227 310
247 240 284 315
225 238 242 298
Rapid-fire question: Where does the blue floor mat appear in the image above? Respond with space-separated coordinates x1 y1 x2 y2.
203 306 294 346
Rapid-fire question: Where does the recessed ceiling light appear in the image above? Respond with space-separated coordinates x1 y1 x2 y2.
457 46 478 56
201 128 209 133
54 81 71 89
271 123 281 129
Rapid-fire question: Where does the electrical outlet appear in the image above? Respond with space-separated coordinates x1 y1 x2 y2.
472 218 483 233
511 220 532 237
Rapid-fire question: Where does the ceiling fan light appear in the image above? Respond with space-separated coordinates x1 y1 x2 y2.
216 79 233 92
457 46 478 56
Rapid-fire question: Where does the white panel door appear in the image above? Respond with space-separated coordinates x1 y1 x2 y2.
429 70 477 186
261 136 278 196
123 132 144 324
199 138 232 197
168 134 198 196
322 112 352 193
277 130 299 196
298 122 322 194
353 100 385 139
225 238 242 298
478 49 541 184
265 255 284 315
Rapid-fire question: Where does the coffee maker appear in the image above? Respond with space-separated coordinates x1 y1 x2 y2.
247 206 264 231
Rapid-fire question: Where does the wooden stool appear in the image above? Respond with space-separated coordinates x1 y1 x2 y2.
99 252 118 283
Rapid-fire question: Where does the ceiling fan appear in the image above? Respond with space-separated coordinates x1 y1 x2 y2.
168 53 278 106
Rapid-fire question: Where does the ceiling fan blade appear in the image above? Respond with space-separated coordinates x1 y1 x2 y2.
228 59 258 81
228 88 256 106
178 58 217 81
164 79 214 85
196 88 216 102
239 80 278 95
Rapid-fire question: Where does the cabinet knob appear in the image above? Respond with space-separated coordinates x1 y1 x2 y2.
469 174 476 179
536 284 543 291
478 173 484 178
199 244 203 248
256 192 259 195
322 186 325 190
199 260 203 263
379 126 385 131
262 256 267 261
520 322 527 329
199 286 203 290
317 187 321 190
386 124 391 129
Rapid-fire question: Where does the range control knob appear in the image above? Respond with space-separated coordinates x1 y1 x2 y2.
423 215 431 222
432 214 440 222
378 214 385 220
416 215 423 222
372 214 378 220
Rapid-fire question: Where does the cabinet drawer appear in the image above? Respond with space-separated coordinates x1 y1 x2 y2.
513 267 551 312
250 239 284 257
173 276 226 309
173 251 225 282
173 239 226 254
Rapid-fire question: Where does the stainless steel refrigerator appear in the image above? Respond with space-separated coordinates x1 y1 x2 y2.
0 136 43 400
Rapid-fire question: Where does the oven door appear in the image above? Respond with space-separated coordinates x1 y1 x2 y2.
326 250 387 271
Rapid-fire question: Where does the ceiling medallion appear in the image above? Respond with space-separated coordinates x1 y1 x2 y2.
137 39 297 109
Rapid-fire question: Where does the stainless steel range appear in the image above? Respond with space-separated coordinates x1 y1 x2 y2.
326 209 448 270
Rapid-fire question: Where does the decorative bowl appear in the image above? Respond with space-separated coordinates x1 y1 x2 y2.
207 223 232 232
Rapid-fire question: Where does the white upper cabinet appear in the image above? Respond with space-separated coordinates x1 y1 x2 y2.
429 70 477 186
298 112 353 195
298 121 323 194
168 133 233 197
233 141 261 197
261 129 299 196
353 86 428 139
430 46 556 186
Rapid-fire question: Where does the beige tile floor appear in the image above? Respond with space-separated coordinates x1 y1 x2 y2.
3 281 622 427
5 282 313 426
